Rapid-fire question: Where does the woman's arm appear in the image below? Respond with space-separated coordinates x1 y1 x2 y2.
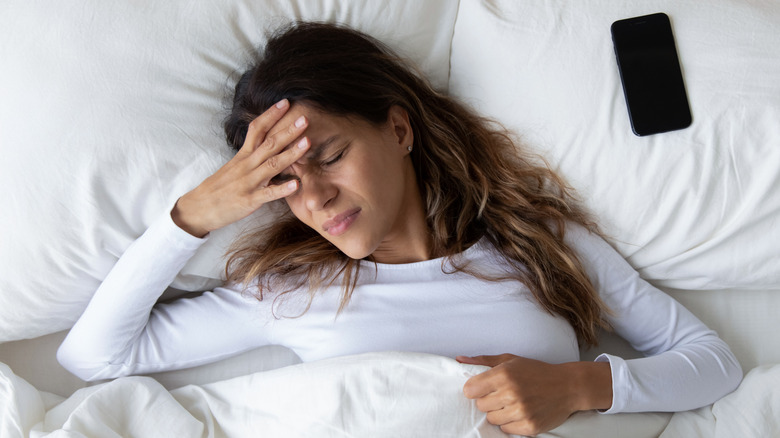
58 99 312 381
458 223 742 435
56 211 268 381
567 223 742 413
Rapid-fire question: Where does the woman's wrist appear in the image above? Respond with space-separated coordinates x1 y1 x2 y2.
170 196 210 238
563 361 613 412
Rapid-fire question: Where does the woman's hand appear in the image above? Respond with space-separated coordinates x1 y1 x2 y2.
457 354 613 436
172 99 310 237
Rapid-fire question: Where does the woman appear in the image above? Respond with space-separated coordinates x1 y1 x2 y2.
58 22 742 435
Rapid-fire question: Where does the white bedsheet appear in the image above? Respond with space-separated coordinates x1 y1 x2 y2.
3 352 777 438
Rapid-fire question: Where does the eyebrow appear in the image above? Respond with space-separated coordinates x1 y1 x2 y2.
305 135 341 162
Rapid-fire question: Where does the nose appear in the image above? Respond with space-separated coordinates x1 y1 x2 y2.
300 174 337 212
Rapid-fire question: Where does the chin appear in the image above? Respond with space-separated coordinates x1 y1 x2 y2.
332 239 375 261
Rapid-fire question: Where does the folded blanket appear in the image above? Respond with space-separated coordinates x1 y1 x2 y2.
3 352 776 437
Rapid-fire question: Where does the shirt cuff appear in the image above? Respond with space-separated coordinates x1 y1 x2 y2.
157 207 210 252
594 353 629 414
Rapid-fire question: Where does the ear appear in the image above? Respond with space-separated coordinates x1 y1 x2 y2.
386 105 414 153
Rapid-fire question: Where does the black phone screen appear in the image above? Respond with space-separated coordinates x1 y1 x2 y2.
611 13 692 136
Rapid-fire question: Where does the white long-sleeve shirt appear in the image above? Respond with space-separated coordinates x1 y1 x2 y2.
57 211 742 414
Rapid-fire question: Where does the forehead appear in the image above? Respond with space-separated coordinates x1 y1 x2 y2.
267 103 353 140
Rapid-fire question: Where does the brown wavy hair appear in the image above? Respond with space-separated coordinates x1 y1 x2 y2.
223 22 610 346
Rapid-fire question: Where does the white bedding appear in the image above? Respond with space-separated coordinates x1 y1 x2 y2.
449 0 780 292
2 352 778 438
2 0 780 435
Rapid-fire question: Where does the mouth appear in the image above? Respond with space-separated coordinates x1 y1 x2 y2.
322 208 361 237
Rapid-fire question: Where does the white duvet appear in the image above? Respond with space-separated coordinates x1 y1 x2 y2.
2 352 777 438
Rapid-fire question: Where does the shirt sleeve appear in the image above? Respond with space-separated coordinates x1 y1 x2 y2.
57 210 271 382
564 223 743 414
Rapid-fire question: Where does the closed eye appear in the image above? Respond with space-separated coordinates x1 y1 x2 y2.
322 143 349 167
323 150 344 166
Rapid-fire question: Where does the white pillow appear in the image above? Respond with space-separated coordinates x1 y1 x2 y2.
449 0 780 290
0 0 458 342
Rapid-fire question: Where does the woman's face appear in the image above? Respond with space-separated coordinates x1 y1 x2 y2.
267 103 428 263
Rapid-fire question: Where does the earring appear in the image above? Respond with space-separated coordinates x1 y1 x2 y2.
407 145 413 152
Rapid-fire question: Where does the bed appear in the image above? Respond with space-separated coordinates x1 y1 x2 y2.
1 1 779 436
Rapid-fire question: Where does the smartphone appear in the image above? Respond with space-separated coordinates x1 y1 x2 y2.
611 13 692 136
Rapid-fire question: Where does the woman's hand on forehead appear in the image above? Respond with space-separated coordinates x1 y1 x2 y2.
170 99 311 237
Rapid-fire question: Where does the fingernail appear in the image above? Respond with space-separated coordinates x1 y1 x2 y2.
295 116 306 128
276 99 289 109
287 180 298 190
297 137 308 149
